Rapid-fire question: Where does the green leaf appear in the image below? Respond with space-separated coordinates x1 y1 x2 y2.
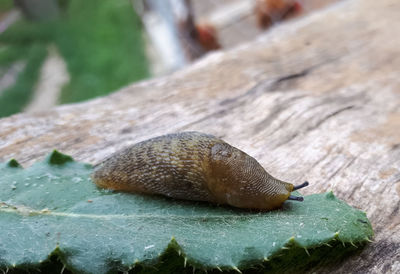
0 152 373 273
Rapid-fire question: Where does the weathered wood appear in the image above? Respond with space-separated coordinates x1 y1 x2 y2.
1 0 399 272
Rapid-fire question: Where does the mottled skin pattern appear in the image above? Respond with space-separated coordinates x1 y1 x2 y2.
92 132 295 210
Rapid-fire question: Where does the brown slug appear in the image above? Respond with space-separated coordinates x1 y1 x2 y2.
92 131 309 210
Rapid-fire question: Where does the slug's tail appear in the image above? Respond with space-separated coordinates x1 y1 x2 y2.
288 181 309 202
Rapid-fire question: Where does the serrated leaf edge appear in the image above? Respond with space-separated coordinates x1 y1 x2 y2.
1 221 374 273
7 159 22 168
46 150 74 165
1 153 375 273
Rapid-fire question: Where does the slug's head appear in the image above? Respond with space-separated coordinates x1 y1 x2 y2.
207 142 309 210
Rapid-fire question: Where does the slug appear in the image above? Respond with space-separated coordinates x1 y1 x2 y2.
92 132 309 210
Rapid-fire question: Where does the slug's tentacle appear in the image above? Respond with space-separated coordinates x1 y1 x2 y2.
287 181 309 201
288 195 304 201
293 181 309 190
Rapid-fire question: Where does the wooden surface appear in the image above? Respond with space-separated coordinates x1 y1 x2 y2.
1 0 399 272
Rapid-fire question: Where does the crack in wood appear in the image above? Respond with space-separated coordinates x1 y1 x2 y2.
253 95 306 134
178 108 230 131
307 105 356 132
219 78 273 106
307 152 331 173
392 143 400 151
327 156 358 183
266 58 339 92
346 176 368 201
181 79 283 131
268 68 311 91
273 105 356 148
275 132 300 148
387 202 400 222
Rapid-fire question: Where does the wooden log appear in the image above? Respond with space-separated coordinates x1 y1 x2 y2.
1 0 399 272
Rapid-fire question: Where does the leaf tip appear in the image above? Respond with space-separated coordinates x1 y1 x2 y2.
167 236 186 258
7 158 22 168
334 231 340 239
325 191 336 200
47 150 74 165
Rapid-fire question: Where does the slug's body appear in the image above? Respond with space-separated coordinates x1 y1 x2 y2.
92 132 308 210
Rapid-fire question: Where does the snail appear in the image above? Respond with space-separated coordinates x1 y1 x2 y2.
92 132 309 210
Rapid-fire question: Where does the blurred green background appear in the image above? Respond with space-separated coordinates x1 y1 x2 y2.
0 0 149 118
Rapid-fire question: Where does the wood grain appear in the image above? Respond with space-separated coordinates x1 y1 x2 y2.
1 0 399 272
